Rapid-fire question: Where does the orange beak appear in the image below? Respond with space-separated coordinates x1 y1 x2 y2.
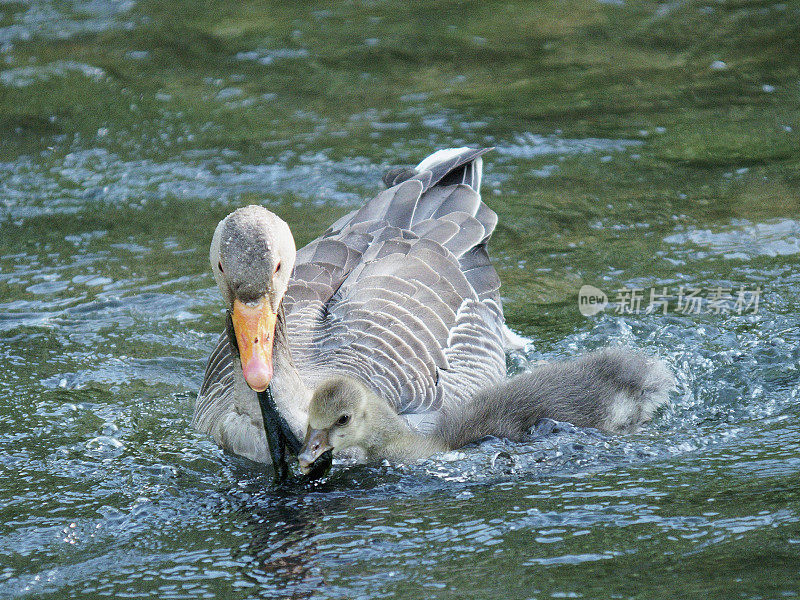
231 298 278 392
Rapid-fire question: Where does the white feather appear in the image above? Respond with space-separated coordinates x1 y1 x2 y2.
415 147 473 171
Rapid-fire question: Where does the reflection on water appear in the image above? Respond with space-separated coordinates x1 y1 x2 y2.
0 149 375 221
665 218 800 259
495 133 643 159
0 0 137 46
1 0 799 598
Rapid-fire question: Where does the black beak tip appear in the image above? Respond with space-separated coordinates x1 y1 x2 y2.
304 449 333 481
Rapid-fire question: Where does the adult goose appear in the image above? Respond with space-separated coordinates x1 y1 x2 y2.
193 147 516 477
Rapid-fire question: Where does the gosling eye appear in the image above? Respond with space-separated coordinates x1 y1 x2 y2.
218 261 224 274
336 414 350 427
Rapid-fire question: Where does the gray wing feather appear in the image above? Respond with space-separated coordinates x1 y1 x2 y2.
439 299 507 409
439 213 486 257
431 186 481 220
475 203 498 243
458 245 501 301
410 218 460 245
192 334 273 463
192 333 234 435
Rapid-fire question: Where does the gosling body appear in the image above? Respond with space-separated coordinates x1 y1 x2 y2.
298 347 675 470
437 346 674 448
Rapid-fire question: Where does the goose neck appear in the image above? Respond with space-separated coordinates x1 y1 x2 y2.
269 307 311 437
365 400 448 462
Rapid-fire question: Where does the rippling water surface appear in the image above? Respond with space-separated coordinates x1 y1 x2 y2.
1 1 799 598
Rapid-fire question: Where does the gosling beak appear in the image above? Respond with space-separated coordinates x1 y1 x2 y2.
298 428 333 475
231 298 277 392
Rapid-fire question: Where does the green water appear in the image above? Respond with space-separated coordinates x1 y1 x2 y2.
1 1 799 598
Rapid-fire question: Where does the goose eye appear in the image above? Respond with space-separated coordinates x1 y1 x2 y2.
336 414 350 427
218 261 224 274
274 261 281 275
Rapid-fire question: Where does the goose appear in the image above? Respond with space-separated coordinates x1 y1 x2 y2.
193 147 519 479
297 348 675 471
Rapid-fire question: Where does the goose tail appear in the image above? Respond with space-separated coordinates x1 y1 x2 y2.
382 146 491 195
435 347 675 448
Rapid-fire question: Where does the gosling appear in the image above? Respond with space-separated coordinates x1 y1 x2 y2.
298 347 675 472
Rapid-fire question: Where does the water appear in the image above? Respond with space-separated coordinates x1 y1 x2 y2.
1 1 799 598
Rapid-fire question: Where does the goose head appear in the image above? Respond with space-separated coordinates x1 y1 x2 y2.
210 205 296 392
297 377 373 473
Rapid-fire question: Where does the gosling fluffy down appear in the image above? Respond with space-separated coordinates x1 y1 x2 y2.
298 348 675 469
436 347 675 449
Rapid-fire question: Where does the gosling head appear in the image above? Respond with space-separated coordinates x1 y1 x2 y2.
210 205 296 392
297 377 372 474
